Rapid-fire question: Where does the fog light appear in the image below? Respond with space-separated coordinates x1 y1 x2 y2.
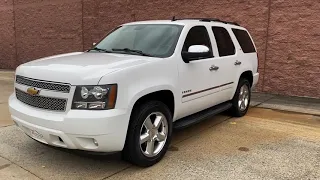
74 102 87 109
93 139 98 146
88 102 105 109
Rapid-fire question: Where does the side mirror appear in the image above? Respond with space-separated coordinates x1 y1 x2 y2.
92 42 96 46
182 45 211 63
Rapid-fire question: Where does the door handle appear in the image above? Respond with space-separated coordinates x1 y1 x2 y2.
209 65 219 71
234 60 242 66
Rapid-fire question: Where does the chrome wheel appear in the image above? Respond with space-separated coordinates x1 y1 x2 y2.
140 112 168 157
238 84 250 111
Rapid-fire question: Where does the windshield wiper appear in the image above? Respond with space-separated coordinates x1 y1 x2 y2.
112 48 154 57
88 47 112 53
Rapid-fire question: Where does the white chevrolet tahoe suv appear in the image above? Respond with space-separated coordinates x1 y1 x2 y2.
9 18 259 167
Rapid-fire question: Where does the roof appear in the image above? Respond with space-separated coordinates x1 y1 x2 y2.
123 18 242 28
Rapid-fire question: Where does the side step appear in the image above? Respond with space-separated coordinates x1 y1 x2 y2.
173 102 232 130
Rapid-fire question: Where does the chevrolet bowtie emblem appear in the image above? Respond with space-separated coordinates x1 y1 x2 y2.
27 87 40 96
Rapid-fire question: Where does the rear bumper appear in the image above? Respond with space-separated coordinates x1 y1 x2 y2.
252 73 259 89
9 94 131 152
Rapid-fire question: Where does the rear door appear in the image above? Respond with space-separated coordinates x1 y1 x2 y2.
231 28 258 74
208 26 238 101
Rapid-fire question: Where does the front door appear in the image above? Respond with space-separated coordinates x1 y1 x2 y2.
177 25 221 118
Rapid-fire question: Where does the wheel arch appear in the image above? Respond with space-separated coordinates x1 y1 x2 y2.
129 89 175 117
123 90 175 166
230 70 253 100
239 70 253 87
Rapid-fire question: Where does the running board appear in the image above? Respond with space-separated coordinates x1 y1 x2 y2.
173 102 232 130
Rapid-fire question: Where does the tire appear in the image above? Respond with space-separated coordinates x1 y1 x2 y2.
230 78 251 117
122 101 172 167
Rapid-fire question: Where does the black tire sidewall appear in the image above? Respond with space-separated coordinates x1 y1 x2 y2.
124 101 172 167
232 79 251 117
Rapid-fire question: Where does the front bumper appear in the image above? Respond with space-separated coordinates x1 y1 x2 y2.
9 94 130 152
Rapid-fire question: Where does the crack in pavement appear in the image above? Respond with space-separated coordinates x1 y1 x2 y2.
0 155 43 180
251 96 275 108
0 163 11 170
0 125 14 129
101 165 132 180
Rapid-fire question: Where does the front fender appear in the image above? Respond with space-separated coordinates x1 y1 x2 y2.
128 85 177 110
98 57 179 115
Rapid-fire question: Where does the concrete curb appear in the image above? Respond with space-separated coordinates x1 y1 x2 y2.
251 92 320 116
0 71 14 81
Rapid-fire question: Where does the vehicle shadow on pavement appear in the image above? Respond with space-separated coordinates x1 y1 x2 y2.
42 144 123 161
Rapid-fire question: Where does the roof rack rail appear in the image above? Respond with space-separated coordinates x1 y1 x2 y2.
171 17 240 26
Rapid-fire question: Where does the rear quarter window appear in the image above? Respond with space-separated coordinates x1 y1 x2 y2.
232 29 256 53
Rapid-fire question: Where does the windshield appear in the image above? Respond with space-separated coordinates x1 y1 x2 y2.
93 24 184 58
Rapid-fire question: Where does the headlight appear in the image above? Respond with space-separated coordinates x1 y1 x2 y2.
72 84 117 110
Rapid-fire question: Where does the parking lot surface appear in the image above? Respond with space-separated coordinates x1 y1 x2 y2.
0 72 319 180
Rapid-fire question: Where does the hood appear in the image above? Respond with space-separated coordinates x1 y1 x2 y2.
16 52 153 85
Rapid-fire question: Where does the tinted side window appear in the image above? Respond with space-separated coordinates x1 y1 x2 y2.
232 29 256 53
211 27 235 57
183 26 213 57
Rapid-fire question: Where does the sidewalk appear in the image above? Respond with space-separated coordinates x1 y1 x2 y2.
251 92 320 116
0 71 14 104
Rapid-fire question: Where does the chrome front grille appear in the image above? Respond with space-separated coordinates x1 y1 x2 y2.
15 88 67 111
16 75 70 93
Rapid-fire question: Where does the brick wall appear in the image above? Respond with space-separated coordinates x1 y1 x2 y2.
0 0 319 98
0 0 16 68
264 0 320 97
